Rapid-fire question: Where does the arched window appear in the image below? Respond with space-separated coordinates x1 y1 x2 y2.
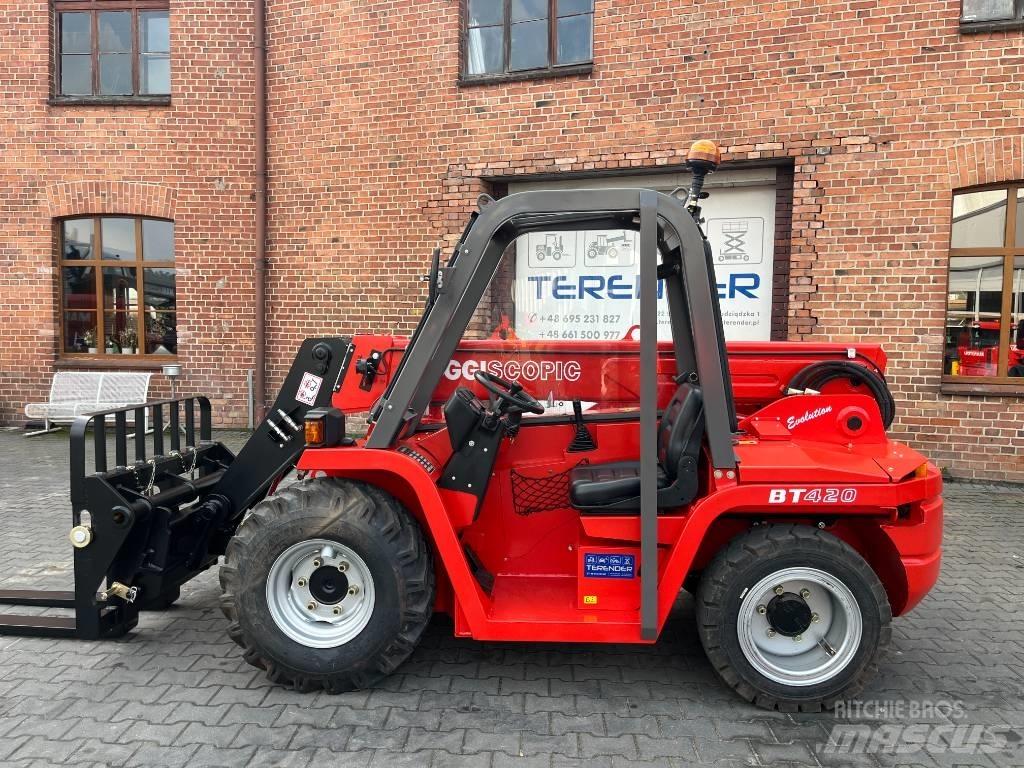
60 216 176 358
944 185 1024 382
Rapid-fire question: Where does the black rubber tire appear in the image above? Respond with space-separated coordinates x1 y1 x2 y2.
696 524 891 712
219 477 434 692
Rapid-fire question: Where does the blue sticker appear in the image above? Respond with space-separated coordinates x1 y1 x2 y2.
583 553 636 579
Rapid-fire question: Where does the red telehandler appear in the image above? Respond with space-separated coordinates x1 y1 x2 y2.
0 141 942 712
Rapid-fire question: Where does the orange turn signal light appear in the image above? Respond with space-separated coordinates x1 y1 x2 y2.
305 417 325 446
914 463 929 479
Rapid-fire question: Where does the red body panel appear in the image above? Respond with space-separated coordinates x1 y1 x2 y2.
299 384 942 643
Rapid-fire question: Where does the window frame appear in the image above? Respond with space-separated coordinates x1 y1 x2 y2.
52 0 171 105
960 0 1024 33
942 182 1024 392
459 0 594 85
58 214 177 361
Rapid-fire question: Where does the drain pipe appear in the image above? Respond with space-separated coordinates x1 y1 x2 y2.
253 0 267 421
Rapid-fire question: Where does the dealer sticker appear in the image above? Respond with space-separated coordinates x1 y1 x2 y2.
583 553 636 579
296 372 324 406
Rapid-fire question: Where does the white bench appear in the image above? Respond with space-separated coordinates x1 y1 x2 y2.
24 371 153 436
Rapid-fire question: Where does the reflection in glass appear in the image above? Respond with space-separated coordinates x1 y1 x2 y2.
101 217 136 260
1012 257 1024 377
468 0 503 26
145 312 177 354
510 19 548 71
140 11 170 52
1017 189 1024 248
944 256 1005 376
512 0 548 21
142 219 174 260
99 12 131 52
62 267 96 310
144 268 176 310
951 189 1007 249
64 312 97 353
61 55 92 95
62 219 94 259
557 14 592 64
102 266 138 311
61 12 92 53
558 0 594 14
467 26 504 75
141 55 170 94
100 54 132 95
103 312 139 353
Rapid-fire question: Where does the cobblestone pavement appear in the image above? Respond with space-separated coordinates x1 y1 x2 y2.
0 429 1022 768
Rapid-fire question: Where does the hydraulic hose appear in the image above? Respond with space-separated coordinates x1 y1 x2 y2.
787 361 896 428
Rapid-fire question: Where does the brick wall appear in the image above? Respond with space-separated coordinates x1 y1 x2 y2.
0 2 257 425
2 0 1024 480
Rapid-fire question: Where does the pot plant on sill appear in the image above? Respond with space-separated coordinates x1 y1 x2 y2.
119 328 138 355
82 329 97 354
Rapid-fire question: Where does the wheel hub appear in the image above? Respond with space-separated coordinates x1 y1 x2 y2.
266 538 376 649
309 566 348 605
766 592 813 637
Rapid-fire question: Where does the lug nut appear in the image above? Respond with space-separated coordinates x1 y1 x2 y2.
811 613 820 623
307 601 317 611
338 562 349 572
800 588 811 599
774 585 784 595
312 559 322 568
347 585 359 596
766 629 776 638
297 578 307 587
332 606 342 616
794 634 803 642
757 605 767 615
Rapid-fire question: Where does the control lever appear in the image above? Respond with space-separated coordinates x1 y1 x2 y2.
567 399 597 453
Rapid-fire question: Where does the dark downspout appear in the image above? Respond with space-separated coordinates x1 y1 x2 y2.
253 0 267 420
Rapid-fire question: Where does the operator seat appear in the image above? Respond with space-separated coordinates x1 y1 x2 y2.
569 383 705 513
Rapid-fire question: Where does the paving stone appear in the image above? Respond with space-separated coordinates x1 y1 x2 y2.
0 433 1021 768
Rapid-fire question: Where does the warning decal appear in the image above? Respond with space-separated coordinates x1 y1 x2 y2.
296 372 324 406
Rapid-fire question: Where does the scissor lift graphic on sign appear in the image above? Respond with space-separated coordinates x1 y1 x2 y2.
708 218 765 265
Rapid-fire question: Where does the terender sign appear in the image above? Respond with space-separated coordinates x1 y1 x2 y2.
510 174 776 342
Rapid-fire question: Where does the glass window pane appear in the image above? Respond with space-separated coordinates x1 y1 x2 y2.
103 312 140 353
140 54 170 94
467 26 504 75
62 219 94 260
142 219 174 260
102 267 138 312
961 0 1015 21
60 55 93 96
64 312 98 353
510 19 548 71
62 266 96 310
140 11 169 53
468 0 503 26
512 0 548 22
146 313 177 354
945 255 1005 377
1016 189 1024 247
101 218 137 260
951 189 1007 248
100 54 132 95
1012 256 1024 377
556 13 592 64
143 268 176 310
558 0 593 15
98 12 131 52
61 12 92 54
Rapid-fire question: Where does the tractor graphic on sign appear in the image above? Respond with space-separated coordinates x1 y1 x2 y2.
583 231 635 267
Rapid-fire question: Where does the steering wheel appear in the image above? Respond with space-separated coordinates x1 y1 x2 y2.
474 371 545 415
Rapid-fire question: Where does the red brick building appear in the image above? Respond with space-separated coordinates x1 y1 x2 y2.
2 0 1023 481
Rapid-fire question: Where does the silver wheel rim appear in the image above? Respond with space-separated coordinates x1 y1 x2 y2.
737 567 863 687
266 538 376 649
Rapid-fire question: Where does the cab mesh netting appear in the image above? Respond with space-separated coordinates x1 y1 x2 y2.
510 460 589 516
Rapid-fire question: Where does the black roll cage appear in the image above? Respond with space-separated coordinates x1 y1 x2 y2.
366 188 739 637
